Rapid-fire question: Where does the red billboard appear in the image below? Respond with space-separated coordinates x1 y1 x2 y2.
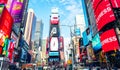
0 7 13 38
93 0 116 31
92 0 101 11
0 0 8 4
100 28 119 53
110 0 120 8
59 36 64 49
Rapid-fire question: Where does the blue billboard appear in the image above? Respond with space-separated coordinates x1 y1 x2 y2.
49 51 59 56
92 33 102 51
82 30 89 46
75 28 80 36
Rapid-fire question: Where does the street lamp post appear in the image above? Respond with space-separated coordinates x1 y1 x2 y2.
60 25 75 70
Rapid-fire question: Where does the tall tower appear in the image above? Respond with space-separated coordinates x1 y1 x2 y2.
24 9 36 48
47 7 64 65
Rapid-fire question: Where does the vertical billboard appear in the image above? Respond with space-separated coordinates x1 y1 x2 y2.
92 33 102 51
0 4 4 16
110 0 120 8
0 7 13 38
82 30 89 46
11 1 23 23
100 28 119 53
93 0 116 31
50 37 59 51
59 36 64 49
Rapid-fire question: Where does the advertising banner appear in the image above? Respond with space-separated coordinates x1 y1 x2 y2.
0 0 8 4
92 0 101 11
93 0 116 31
11 1 23 23
0 7 13 38
50 14 59 24
50 37 59 51
11 31 18 48
100 28 119 53
59 36 64 49
50 25 59 37
0 4 4 16
60 51 64 60
82 30 89 46
92 33 102 51
75 28 80 36
110 0 120 8
49 51 59 56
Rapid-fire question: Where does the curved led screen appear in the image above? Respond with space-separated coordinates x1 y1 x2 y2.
93 0 116 31
100 28 119 53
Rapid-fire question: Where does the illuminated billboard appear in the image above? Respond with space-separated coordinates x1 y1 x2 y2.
92 0 101 11
11 1 23 23
110 0 120 8
0 7 13 38
50 13 59 24
82 30 89 46
100 28 119 53
50 25 60 37
0 0 8 4
50 37 59 51
93 0 116 31
92 33 102 51
59 36 64 49
49 51 59 56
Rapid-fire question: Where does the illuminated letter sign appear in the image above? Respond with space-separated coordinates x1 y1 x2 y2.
93 0 116 31
100 29 119 53
50 25 59 37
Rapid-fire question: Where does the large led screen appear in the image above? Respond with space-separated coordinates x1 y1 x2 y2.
11 1 23 23
50 14 59 24
0 0 8 4
92 0 101 12
50 37 59 51
110 0 120 8
100 28 119 53
82 31 89 46
93 0 116 31
50 25 60 37
92 33 102 51
49 51 59 56
0 7 13 38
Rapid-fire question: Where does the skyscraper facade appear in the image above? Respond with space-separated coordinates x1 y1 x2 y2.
24 9 36 48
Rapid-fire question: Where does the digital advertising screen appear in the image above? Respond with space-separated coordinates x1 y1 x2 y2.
50 25 60 37
110 0 120 8
93 0 116 31
50 14 59 24
0 7 13 38
11 1 23 23
92 0 101 11
82 30 89 46
100 28 119 53
59 36 64 49
50 37 59 51
49 51 59 56
0 0 8 4
92 33 102 51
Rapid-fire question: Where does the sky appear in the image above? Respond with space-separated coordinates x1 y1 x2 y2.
28 0 84 39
